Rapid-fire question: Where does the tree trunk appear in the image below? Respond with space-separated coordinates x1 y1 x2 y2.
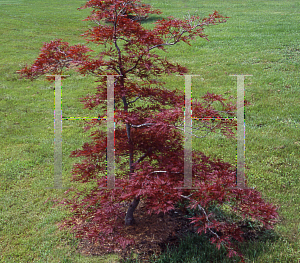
125 196 140 225
118 41 140 226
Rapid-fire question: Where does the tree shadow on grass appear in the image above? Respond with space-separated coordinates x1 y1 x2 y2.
120 203 281 263
74 198 280 263
144 225 281 263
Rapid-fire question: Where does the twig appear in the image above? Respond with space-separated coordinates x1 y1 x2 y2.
180 194 221 240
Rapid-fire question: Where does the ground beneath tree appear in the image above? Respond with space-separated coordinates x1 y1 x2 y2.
75 199 197 262
74 199 273 262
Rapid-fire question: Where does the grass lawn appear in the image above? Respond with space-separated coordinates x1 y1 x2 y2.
0 0 299 262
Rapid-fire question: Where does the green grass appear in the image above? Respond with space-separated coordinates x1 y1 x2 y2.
0 0 299 262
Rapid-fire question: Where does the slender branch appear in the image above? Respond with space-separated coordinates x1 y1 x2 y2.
92 18 102 26
147 15 221 53
132 147 153 168
128 120 217 139
181 194 221 240
124 19 209 75
128 96 141 105
131 122 155 128
147 170 183 176
112 5 128 77
118 37 131 43
124 51 145 74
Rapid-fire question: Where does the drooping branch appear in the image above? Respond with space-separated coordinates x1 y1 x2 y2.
132 147 153 168
130 120 220 139
131 123 155 128
128 96 141 105
181 194 221 240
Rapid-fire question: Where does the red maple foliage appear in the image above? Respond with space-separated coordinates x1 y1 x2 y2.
19 0 279 261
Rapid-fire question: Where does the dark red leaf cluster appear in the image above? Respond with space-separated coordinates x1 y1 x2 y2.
18 39 92 82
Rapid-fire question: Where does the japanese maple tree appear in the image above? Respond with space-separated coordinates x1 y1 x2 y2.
19 0 279 261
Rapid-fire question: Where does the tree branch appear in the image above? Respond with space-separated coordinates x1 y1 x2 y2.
132 147 153 168
124 19 206 75
181 194 221 240
128 96 141 105
131 122 155 128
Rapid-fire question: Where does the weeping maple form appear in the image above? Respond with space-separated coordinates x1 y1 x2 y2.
19 0 279 261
